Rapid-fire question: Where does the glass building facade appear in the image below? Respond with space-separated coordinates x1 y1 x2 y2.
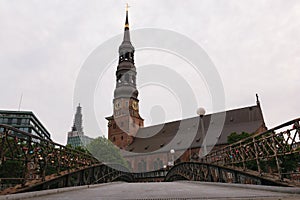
0 110 51 141
67 132 93 148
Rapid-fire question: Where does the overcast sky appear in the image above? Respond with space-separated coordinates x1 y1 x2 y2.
0 0 299 144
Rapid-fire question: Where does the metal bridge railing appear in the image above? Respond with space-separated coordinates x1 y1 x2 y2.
0 124 99 189
204 118 300 180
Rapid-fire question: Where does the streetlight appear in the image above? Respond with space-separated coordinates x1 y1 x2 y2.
170 149 175 166
197 107 207 157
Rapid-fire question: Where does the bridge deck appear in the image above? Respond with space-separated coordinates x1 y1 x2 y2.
3 182 300 200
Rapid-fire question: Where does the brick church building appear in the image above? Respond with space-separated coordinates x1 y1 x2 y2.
106 7 267 172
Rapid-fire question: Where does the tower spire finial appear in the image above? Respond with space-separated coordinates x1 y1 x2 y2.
125 3 130 30
256 93 260 105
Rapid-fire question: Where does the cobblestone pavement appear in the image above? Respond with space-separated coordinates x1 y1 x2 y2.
12 182 300 200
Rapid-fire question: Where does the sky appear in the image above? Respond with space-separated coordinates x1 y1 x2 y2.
0 0 299 144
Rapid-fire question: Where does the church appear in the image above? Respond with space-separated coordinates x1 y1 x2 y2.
106 7 267 172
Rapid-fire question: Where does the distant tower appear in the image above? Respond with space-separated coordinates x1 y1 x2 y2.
106 5 144 148
67 104 93 147
73 103 83 134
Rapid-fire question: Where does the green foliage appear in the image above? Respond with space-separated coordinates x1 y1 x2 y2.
86 136 128 167
74 146 89 154
281 153 300 173
227 132 251 144
65 144 90 154
0 160 23 179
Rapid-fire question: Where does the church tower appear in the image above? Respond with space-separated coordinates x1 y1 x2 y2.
106 5 144 148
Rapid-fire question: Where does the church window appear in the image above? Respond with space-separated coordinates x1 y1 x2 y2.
138 160 147 172
113 137 116 142
153 161 158 170
127 161 132 169
130 76 134 83
121 135 124 140
143 160 147 171
125 74 130 83
125 52 129 60
117 75 121 83
138 162 142 172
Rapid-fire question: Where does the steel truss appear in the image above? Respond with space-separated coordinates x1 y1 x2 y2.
165 162 284 186
204 118 300 181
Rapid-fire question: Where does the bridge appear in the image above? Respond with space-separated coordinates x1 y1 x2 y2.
0 118 300 195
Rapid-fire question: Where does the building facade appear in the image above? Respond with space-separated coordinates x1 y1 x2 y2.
124 100 267 172
67 104 93 147
107 8 267 172
0 110 51 140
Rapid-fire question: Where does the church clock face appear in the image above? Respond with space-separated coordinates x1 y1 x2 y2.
114 100 121 110
132 101 138 110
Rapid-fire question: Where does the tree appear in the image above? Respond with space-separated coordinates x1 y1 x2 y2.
227 132 251 144
86 136 128 168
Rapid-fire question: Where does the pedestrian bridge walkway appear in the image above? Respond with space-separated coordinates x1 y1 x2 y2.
2 182 300 200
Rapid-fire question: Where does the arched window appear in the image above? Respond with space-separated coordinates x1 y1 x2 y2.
153 161 158 170
157 158 163 169
125 74 130 83
143 160 147 171
127 161 132 170
125 52 129 60
138 162 142 172
117 75 122 83
121 135 124 140
138 160 147 172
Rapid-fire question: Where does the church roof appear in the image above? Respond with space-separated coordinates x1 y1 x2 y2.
125 104 266 155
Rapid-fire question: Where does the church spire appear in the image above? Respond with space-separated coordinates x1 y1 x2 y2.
125 3 129 30
106 3 144 148
119 4 134 61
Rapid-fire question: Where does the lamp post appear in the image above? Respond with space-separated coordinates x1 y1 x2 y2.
197 107 206 157
170 149 175 166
